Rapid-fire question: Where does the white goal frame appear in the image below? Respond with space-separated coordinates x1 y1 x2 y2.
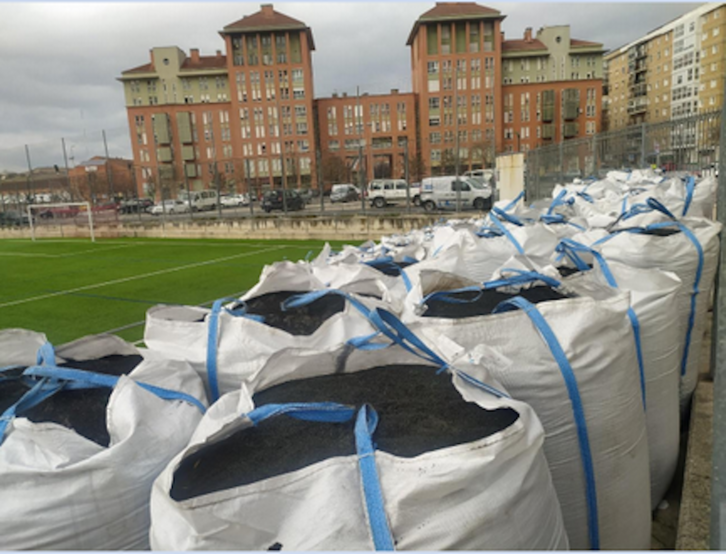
28 202 95 242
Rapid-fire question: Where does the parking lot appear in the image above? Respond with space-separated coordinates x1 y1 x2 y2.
117 196 433 222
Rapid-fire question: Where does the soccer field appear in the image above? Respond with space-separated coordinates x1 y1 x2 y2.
0 237 348 345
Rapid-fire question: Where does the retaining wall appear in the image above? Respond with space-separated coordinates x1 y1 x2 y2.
0 214 444 242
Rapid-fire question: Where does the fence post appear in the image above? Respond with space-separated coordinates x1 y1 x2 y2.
25 145 34 206
316 148 324 213
102 130 114 201
640 122 647 169
559 140 564 185
711 77 726 550
592 134 598 178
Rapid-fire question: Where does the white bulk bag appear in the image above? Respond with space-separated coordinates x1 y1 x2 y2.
150 338 568 551
144 261 389 400
555 240 683 507
0 332 207 550
402 272 651 550
589 210 721 413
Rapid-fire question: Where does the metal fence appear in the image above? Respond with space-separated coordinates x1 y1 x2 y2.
524 110 722 202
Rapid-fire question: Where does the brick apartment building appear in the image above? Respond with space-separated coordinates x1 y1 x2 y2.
316 90 418 184
67 157 137 202
119 2 605 197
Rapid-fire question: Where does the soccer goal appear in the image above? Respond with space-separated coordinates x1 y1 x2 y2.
28 202 95 242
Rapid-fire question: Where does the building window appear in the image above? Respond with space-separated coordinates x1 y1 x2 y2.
441 24 451 55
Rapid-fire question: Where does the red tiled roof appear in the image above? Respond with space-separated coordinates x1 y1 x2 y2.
418 2 501 19
502 39 547 52
223 6 306 32
571 38 603 48
180 55 227 71
122 62 155 75
407 2 504 45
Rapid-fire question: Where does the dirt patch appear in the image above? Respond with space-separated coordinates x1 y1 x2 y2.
170 364 518 501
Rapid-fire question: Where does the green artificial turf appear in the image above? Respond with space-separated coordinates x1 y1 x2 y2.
0 237 349 345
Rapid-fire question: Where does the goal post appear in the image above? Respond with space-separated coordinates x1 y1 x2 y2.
28 202 95 242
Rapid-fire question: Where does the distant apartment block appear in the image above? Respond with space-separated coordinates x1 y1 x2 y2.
119 2 606 196
500 25 603 152
604 2 725 131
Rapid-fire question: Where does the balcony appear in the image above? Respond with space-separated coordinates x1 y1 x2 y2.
564 122 579 138
542 124 555 140
563 102 580 121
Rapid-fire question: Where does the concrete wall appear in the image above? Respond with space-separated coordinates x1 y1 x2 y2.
0 214 443 242
496 152 525 201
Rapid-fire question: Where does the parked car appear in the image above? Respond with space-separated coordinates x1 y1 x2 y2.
118 198 154 214
221 194 250 208
295 189 315 204
150 200 191 215
330 184 360 203
367 179 421 208
178 190 219 212
0 210 32 226
261 189 306 213
420 176 493 212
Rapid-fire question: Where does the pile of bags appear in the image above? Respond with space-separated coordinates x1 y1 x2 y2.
2 170 717 550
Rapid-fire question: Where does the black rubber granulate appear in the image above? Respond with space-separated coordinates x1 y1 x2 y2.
366 260 416 277
170 364 519 501
557 264 592 278
2 355 143 447
422 285 572 319
613 226 681 237
240 291 346 335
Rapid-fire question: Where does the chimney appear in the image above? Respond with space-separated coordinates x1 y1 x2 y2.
391 88 399 94
190 48 200 63
216 50 222 58
524 27 533 43
342 92 348 98
332 92 338 98
261 4 274 17
149 49 155 65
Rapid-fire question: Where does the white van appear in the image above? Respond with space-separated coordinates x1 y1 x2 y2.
420 176 492 212
178 190 219 212
367 179 421 208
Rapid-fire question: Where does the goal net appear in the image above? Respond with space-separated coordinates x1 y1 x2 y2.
27 202 109 242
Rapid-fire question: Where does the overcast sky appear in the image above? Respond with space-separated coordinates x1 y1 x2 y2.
0 1 700 171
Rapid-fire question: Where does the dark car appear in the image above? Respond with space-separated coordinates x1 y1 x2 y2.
118 198 154 214
294 188 315 204
0 210 32 226
261 189 306 213
330 184 360 203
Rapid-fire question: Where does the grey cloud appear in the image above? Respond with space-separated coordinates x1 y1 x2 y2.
0 1 701 171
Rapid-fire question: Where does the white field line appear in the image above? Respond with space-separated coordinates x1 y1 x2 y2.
55 244 139 258
0 245 285 309
0 252 56 258
0 244 137 259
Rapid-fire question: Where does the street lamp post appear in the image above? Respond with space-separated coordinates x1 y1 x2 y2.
454 68 461 213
